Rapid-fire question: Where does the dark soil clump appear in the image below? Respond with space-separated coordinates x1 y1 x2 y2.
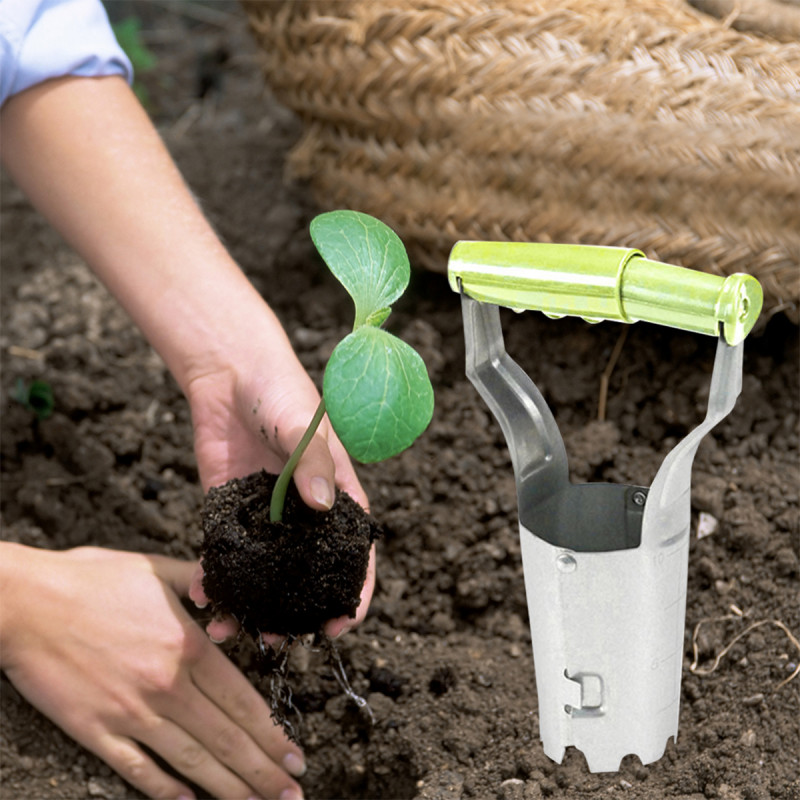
201 470 381 637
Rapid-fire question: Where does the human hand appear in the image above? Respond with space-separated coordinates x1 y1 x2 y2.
0 75 374 648
185 360 375 643
0 544 306 800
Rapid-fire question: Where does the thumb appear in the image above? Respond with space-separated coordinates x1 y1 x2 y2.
279 422 369 513
288 427 338 511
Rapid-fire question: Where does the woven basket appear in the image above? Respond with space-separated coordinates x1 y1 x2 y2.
243 0 800 321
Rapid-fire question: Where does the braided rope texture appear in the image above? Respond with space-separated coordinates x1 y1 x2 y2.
243 0 800 321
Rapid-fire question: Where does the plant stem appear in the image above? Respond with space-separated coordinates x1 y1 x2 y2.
269 398 327 523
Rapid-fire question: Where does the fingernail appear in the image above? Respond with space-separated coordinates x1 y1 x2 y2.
310 476 334 510
279 789 304 800
208 633 226 644
283 752 306 777
193 599 208 610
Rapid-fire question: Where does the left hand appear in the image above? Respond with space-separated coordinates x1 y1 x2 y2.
0 544 307 800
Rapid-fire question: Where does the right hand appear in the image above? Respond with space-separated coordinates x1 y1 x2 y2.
0 543 306 800
185 359 374 645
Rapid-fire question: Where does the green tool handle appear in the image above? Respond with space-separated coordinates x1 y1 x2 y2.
448 242 763 345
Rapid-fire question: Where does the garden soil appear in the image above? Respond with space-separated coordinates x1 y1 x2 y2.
1 5 798 800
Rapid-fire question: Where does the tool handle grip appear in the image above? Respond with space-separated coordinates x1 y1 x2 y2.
448 242 762 345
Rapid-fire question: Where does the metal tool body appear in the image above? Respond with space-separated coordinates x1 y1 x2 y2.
451 243 761 772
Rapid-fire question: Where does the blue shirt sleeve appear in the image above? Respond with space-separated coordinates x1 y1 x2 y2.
0 0 133 107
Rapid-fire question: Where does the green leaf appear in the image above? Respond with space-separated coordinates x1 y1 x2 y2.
112 18 157 73
11 378 54 420
310 211 410 329
323 327 434 463
365 307 391 327
27 380 55 420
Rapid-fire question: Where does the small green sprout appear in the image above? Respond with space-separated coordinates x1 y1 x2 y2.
269 210 434 522
11 378 55 421
112 17 157 108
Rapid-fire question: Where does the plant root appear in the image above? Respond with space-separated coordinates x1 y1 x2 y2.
690 614 800 689
259 636 302 743
324 637 374 725
258 634 374 744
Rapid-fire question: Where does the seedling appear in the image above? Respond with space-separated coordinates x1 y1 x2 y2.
269 210 434 522
11 378 54 421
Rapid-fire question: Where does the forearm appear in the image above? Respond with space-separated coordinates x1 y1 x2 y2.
0 76 296 394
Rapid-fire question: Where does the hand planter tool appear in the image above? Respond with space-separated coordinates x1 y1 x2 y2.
448 243 762 772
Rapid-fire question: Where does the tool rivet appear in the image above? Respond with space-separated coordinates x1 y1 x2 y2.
556 553 577 573
632 491 646 506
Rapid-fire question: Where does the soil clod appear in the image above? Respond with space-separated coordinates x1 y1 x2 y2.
200 469 381 638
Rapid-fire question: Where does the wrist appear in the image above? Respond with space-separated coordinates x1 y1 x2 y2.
175 275 304 398
0 542 37 665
